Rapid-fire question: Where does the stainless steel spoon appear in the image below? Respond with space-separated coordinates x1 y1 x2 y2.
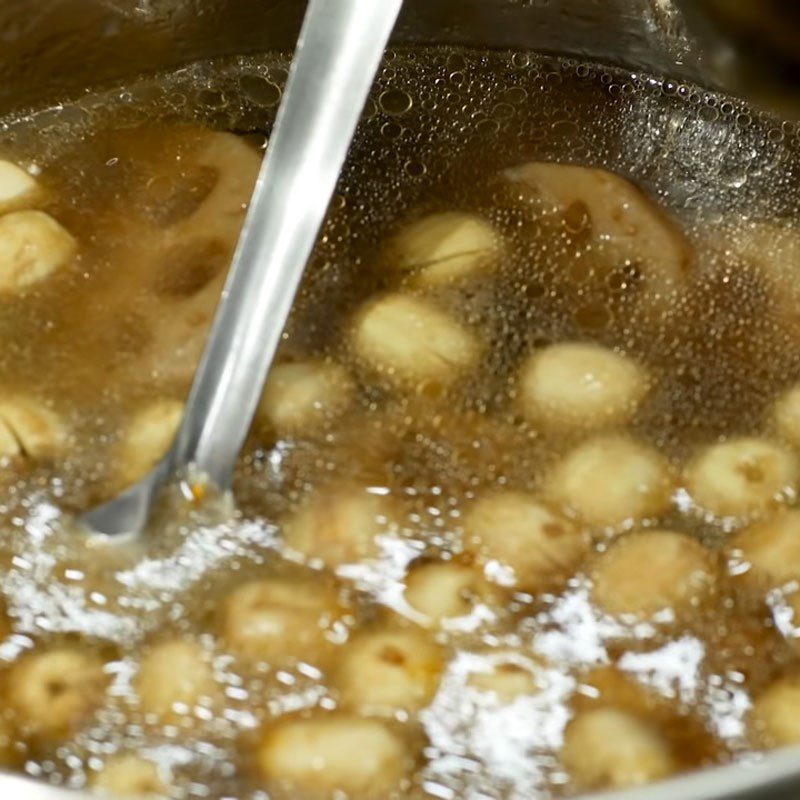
81 0 403 538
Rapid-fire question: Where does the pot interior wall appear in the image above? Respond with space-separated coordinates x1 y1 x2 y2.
0 0 704 113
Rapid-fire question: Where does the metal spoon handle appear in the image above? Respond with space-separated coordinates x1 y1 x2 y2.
169 0 402 486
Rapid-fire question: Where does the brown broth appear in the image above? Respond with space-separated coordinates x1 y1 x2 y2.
0 46 795 799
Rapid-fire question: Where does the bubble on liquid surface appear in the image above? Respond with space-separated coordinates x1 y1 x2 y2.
379 88 413 116
239 73 281 106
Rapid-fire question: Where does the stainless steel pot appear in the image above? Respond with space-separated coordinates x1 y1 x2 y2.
0 1 798 798
0 0 796 115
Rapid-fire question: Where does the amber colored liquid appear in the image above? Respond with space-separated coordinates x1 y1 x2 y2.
0 47 796 799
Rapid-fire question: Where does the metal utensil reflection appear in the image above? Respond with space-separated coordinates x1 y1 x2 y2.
81 0 403 538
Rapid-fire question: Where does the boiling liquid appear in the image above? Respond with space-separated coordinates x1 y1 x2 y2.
0 48 796 798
